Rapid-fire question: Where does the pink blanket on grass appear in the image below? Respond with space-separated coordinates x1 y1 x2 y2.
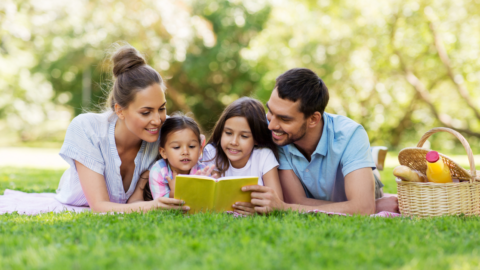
0 189 401 217
305 209 401 218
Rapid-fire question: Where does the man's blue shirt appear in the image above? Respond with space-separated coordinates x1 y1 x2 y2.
278 112 375 202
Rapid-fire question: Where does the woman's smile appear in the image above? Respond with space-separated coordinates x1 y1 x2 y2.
145 128 159 134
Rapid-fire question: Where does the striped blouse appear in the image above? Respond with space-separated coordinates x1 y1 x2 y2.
55 112 160 206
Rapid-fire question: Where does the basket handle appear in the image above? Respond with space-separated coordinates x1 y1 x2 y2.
417 127 476 182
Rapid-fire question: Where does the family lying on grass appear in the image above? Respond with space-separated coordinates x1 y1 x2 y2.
55 44 399 215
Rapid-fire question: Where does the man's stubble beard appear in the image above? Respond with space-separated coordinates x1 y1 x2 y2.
274 121 307 147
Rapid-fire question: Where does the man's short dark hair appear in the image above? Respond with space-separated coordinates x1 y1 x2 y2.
275 68 329 118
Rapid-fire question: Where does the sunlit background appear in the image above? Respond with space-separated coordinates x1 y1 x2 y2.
1 0 480 153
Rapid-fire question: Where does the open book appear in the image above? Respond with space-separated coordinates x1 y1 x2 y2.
174 175 259 213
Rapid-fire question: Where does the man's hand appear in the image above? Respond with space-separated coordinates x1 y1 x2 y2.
375 195 399 213
241 185 285 214
232 202 256 215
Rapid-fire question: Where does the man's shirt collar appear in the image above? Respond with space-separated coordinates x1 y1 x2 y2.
313 112 329 157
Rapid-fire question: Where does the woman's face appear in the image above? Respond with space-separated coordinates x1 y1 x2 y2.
117 83 167 143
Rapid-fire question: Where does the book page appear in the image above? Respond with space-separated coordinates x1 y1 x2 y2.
217 176 257 181
212 177 258 212
174 176 216 213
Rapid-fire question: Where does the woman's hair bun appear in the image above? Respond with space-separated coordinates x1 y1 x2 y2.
111 46 146 77
105 42 164 112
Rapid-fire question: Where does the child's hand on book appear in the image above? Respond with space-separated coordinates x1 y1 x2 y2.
241 185 285 214
166 172 177 198
194 165 218 178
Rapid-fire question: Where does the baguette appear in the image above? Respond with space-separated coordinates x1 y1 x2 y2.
393 165 428 182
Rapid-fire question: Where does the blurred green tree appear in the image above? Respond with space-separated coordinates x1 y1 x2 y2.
247 0 480 151
0 0 269 141
1 0 480 153
166 0 270 133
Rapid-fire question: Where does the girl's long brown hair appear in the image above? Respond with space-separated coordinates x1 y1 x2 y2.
207 97 278 176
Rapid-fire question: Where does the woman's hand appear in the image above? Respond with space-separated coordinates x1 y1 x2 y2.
151 196 189 212
232 202 256 215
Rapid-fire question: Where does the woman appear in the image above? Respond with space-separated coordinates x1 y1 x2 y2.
55 43 189 213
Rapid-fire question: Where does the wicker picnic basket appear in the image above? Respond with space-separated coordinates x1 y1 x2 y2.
396 127 480 217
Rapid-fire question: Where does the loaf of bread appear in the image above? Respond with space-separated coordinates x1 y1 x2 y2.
393 165 428 182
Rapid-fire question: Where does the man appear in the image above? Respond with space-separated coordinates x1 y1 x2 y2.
235 68 398 215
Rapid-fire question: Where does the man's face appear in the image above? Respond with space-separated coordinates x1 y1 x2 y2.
266 88 307 146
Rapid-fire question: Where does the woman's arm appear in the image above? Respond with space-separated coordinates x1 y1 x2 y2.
76 161 188 213
261 166 284 201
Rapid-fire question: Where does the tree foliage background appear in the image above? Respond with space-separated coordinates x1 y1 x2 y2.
1 0 480 152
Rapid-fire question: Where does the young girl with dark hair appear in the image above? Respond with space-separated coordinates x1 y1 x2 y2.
144 114 213 201
203 97 284 214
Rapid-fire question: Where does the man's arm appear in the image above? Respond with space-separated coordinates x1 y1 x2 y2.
248 167 376 215
280 168 398 213
279 169 332 206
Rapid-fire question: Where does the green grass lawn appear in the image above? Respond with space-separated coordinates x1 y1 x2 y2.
0 167 63 194
1 167 480 270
